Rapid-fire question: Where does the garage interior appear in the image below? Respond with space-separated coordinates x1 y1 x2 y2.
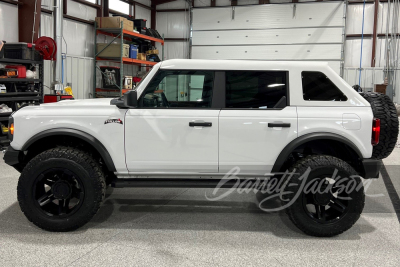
1 0 400 266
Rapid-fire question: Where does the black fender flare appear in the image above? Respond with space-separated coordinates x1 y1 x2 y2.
271 132 364 173
21 128 116 172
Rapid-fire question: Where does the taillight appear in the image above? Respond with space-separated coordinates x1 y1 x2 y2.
372 118 380 146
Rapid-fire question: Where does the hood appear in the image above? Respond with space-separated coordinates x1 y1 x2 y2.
41 98 113 107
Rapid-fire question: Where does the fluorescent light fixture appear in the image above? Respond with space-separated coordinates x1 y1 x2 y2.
268 83 285 88
197 99 203 101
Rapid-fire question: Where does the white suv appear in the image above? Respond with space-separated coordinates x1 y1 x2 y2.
3 59 399 236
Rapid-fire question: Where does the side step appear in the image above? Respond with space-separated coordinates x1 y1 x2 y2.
111 178 261 188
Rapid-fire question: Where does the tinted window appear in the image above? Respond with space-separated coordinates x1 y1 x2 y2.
225 71 287 109
141 70 214 108
302 71 347 101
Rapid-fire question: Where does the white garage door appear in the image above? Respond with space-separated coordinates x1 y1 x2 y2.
191 2 345 74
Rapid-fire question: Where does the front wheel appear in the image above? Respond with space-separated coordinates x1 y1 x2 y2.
17 147 106 231
282 155 365 237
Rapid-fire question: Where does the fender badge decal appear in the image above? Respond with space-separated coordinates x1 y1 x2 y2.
105 118 123 125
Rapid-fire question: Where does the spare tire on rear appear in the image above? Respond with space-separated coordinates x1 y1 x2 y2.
360 92 399 159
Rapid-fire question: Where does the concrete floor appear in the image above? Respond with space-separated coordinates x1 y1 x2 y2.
1 148 400 266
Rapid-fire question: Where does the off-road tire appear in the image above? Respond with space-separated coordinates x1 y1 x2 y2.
283 155 365 237
360 92 399 159
17 147 106 231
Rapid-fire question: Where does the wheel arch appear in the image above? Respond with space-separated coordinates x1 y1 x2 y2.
21 128 116 172
271 133 364 173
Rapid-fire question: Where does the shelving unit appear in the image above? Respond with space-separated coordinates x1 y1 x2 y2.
0 57 43 148
94 21 164 98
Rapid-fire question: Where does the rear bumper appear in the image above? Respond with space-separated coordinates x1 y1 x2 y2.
362 159 382 179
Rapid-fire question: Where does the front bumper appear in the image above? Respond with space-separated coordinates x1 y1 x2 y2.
362 159 382 179
3 146 22 172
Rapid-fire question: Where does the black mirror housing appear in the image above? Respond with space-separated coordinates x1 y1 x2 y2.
124 90 138 108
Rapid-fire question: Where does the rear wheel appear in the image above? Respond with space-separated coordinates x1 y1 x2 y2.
283 155 365 237
17 147 106 231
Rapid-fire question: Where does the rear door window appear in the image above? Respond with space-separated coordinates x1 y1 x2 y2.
225 71 288 109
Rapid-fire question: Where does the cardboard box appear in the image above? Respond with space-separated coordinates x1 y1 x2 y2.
123 76 133 89
97 44 130 58
95 17 134 32
146 49 159 55
137 53 146 61
375 84 387 94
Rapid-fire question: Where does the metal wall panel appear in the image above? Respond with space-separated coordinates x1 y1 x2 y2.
67 0 97 22
377 2 400 34
156 11 189 39
192 27 343 45
192 2 344 31
192 44 342 60
194 0 211 7
346 3 375 35
63 19 95 57
135 5 152 28
344 38 373 67
157 0 188 10
156 41 189 60
0 2 18 42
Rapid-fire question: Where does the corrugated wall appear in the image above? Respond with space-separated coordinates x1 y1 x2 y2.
191 2 345 74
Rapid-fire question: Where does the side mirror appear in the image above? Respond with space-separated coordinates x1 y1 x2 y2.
124 90 138 108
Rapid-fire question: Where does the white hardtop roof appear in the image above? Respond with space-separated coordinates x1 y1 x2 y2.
159 59 329 71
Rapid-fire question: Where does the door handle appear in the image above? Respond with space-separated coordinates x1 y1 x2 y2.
189 122 212 127
268 123 291 128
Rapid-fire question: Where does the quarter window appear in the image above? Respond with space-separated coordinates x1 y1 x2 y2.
302 71 347 101
225 71 288 109
141 70 214 108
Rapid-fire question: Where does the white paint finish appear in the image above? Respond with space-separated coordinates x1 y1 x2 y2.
297 107 373 158
125 109 220 173
346 4 375 35
0 2 18 42
219 107 298 174
342 113 361 130
192 2 344 31
10 99 128 173
156 11 190 39
40 13 54 38
155 41 189 60
192 28 343 45
344 38 373 68
135 5 152 28
67 0 97 21
192 44 342 60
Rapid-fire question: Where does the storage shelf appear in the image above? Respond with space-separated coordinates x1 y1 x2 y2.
0 78 40 83
0 112 12 117
0 96 42 102
96 57 157 66
97 28 164 44
0 92 40 97
0 58 43 65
